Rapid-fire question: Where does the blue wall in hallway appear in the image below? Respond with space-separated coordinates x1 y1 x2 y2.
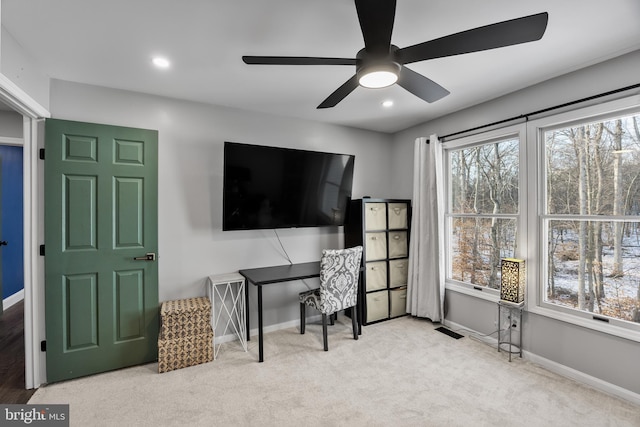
1 145 24 299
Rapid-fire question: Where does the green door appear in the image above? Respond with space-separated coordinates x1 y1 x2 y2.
45 119 158 383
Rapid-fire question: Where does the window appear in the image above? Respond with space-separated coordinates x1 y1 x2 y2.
444 126 525 292
440 97 640 339
539 107 640 331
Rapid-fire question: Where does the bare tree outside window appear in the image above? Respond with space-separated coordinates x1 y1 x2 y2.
448 138 519 289
544 113 640 324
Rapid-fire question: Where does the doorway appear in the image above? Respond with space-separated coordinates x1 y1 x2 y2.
0 115 27 398
0 76 50 389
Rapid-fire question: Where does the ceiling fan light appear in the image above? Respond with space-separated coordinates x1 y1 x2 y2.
152 57 170 68
356 60 401 89
359 70 398 88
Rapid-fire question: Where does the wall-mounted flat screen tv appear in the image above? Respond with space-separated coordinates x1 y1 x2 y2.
223 142 355 231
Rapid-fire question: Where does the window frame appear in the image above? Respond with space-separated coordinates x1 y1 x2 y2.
440 95 640 342
442 124 528 301
526 95 640 342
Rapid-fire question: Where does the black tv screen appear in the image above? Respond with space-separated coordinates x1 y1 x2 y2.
223 142 355 231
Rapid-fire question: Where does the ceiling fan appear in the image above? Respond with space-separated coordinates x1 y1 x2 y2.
242 0 548 109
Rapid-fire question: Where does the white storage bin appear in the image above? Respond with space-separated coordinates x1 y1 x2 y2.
365 261 387 291
388 231 408 258
389 259 408 287
365 232 387 261
390 287 407 318
364 203 387 230
388 203 408 229
366 291 389 323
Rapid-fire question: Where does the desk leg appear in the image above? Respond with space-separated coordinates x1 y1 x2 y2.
258 285 264 362
245 280 251 342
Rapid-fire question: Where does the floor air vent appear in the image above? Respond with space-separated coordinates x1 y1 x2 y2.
435 326 464 339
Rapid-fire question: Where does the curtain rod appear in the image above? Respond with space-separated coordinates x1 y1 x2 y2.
438 82 640 142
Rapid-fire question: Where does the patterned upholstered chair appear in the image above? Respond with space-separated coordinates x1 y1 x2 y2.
299 246 363 351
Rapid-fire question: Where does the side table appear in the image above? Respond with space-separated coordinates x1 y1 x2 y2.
206 272 248 358
497 300 524 362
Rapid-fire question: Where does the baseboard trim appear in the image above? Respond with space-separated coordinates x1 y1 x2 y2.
215 314 322 345
2 289 25 310
523 351 640 406
443 319 640 406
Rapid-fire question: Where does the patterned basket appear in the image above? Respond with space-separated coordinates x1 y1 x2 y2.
158 330 213 373
158 297 214 373
160 297 212 339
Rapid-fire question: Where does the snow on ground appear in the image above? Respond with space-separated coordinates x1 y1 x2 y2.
551 233 640 321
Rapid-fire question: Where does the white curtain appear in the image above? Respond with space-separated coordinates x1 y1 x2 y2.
406 135 445 321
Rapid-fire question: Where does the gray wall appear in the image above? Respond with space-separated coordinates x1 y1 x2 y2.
49 79 395 331
390 49 640 198
0 27 50 110
391 49 640 396
0 109 22 138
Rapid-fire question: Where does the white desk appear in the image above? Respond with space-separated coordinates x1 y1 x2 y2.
206 272 248 358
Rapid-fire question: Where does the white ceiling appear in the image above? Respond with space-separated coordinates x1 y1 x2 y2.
2 0 639 133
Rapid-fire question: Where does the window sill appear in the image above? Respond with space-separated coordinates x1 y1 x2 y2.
445 281 500 303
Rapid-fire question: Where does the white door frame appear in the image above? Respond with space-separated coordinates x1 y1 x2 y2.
0 73 49 388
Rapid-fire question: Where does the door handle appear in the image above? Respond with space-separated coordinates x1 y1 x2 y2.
0 241 7 246
133 252 156 261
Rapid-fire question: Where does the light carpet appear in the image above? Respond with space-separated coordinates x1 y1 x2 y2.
29 316 640 426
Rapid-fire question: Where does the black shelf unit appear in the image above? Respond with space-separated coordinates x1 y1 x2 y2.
345 198 411 325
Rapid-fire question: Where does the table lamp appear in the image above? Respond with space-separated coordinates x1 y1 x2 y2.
500 258 526 305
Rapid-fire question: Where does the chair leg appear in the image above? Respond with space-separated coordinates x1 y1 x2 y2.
330 313 335 325
300 303 306 334
322 314 328 351
352 304 358 340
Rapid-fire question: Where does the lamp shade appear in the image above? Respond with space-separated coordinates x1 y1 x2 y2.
500 258 525 304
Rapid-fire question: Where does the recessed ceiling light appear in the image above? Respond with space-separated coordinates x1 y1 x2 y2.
382 100 394 108
152 57 170 69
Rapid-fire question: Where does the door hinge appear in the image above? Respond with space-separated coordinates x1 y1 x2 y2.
40 245 45 256
39 148 45 160
41 340 46 352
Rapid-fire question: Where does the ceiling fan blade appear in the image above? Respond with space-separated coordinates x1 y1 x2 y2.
243 56 356 66
355 0 396 55
317 75 360 109
397 12 549 64
397 66 450 103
